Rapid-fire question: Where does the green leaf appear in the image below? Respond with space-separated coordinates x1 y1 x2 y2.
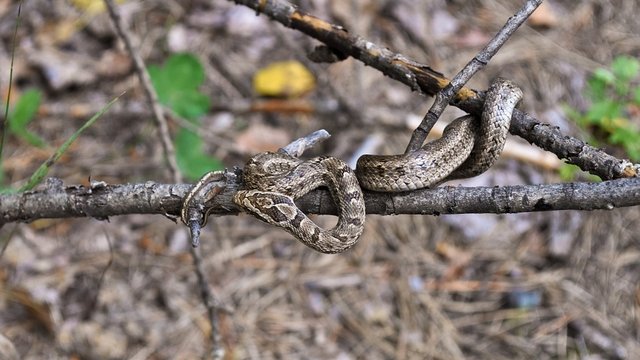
167 90 211 122
633 86 640 105
609 126 635 144
12 127 46 147
147 65 169 97
163 53 205 89
8 89 46 147
611 55 640 82
585 99 622 124
148 54 210 121
174 129 223 180
614 81 630 98
565 56 640 164
609 126 640 161
148 53 218 178
592 68 615 84
586 70 613 101
558 163 579 182
9 89 40 128
626 144 640 161
18 93 122 192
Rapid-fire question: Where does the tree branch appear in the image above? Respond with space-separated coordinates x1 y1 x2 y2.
2 177 639 224
2 3 637 226
405 0 541 153
228 0 638 180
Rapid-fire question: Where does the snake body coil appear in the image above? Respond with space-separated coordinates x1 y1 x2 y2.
234 153 365 253
233 78 523 253
356 79 523 191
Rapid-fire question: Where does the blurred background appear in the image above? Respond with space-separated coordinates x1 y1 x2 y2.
0 0 639 358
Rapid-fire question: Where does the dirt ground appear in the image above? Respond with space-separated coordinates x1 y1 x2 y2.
1 0 639 359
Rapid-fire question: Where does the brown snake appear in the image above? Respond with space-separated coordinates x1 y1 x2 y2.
190 78 523 254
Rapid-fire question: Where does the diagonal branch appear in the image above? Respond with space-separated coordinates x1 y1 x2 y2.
405 0 542 154
227 0 637 181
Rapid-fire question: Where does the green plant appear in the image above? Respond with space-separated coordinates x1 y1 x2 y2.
0 94 119 194
7 89 45 147
148 53 222 180
566 56 640 159
17 94 121 192
563 55 640 181
0 89 46 189
1 0 111 194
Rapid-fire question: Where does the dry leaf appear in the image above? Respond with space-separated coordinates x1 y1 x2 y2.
37 20 79 45
528 2 558 29
27 47 96 91
70 0 126 15
253 61 316 98
96 50 133 78
236 123 290 153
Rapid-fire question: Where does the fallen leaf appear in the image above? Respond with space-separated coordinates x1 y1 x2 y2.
96 50 132 78
27 47 96 91
253 61 316 98
70 0 126 15
37 19 79 45
236 124 290 153
528 2 558 29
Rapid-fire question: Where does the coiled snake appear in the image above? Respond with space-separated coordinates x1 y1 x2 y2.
187 79 523 254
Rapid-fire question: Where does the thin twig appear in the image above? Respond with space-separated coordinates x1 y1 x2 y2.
103 2 224 356
82 227 114 320
103 0 181 183
404 0 543 154
190 245 224 360
227 0 636 181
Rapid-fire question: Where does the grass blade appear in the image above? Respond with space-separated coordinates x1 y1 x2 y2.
18 92 124 192
0 0 24 182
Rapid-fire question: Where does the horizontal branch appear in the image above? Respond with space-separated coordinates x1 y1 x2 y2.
228 0 637 181
2 177 639 224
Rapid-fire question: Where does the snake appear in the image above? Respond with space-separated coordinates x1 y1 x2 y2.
227 79 522 253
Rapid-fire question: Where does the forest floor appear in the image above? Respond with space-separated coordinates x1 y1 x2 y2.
1 0 640 359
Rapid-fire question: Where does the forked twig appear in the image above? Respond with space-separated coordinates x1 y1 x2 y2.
404 0 543 154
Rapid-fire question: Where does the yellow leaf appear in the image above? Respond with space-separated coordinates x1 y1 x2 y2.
69 0 126 15
253 61 315 98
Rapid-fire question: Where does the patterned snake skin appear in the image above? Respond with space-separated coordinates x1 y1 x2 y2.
233 78 522 253
234 153 365 253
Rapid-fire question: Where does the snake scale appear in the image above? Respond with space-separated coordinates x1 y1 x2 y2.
230 79 523 253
